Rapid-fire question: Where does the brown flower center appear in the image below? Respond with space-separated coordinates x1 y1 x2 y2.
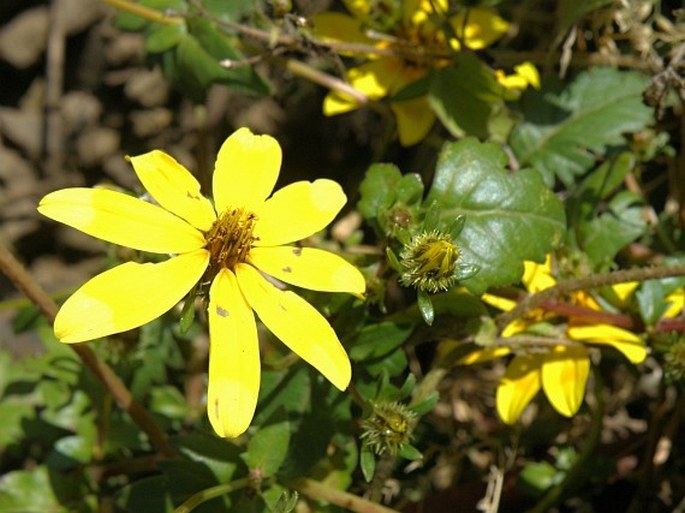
205 208 258 277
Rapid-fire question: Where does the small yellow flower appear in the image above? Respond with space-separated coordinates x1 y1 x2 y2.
38 127 366 438
312 2 509 145
462 256 646 424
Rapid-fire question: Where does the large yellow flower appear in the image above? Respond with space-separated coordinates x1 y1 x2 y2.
460 256 646 424
38 127 366 438
312 1 510 146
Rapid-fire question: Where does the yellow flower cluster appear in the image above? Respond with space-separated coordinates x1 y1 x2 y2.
312 1 538 145
460 256 646 424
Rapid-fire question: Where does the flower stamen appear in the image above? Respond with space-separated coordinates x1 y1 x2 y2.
205 208 258 276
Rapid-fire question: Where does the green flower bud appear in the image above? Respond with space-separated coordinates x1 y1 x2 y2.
360 401 417 456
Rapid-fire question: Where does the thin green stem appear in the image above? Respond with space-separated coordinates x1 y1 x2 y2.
526 366 605 513
101 0 183 24
174 478 252 513
0 243 177 458
497 263 685 331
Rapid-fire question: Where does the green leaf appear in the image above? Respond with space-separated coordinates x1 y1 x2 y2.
576 190 647 265
271 490 299 513
357 163 403 221
409 392 438 416
365 347 408 377
397 443 423 460
150 385 191 419
188 18 271 96
426 138 566 294
360 444 376 482
202 0 258 21
517 461 559 498
145 23 186 53
173 432 241 483
349 322 414 361
510 67 653 187
417 290 434 325
428 54 505 139
0 467 66 512
243 420 291 477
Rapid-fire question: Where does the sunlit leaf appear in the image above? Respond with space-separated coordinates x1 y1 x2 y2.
426 138 566 294
510 67 653 186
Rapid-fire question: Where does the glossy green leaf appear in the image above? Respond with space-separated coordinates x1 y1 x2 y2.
428 54 505 139
398 443 423 460
426 138 566 294
357 163 404 221
243 420 291 477
637 268 685 325
360 444 376 482
173 432 241 483
510 67 653 187
349 322 414 361
417 290 435 325
577 190 647 265
0 467 66 512
409 391 439 416
366 347 408 377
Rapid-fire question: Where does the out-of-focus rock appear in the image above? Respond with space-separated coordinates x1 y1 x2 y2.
0 7 48 69
61 91 102 134
0 107 42 160
76 126 120 167
104 32 145 66
130 108 173 138
124 67 170 108
0 0 103 69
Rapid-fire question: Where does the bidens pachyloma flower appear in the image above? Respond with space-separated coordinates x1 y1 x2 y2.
459 256 646 424
38 127 366 438
312 1 511 145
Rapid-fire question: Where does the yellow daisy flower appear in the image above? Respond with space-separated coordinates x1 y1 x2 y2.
461 256 645 424
312 2 510 146
38 127 366 438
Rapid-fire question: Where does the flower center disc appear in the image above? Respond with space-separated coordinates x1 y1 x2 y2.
205 208 258 276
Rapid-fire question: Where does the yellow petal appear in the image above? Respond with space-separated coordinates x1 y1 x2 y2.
664 289 685 319
310 12 374 46
496 354 542 424
38 188 206 254
235 263 351 391
457 346 511 365
449 7 509 50
567 324 646 364
249 246 365 296
390 96 435 146
127 150 216 232
207 268 260 438
513 62 540 89
253 179 346 247
612 281 639 302
213 128 282 213
522 255 555 293
481 293 517 312
322 59 420 117
541 345 589 417
501 319 532 337
55 249 209 343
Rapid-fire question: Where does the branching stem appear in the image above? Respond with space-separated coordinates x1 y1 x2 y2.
497 264 685 331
